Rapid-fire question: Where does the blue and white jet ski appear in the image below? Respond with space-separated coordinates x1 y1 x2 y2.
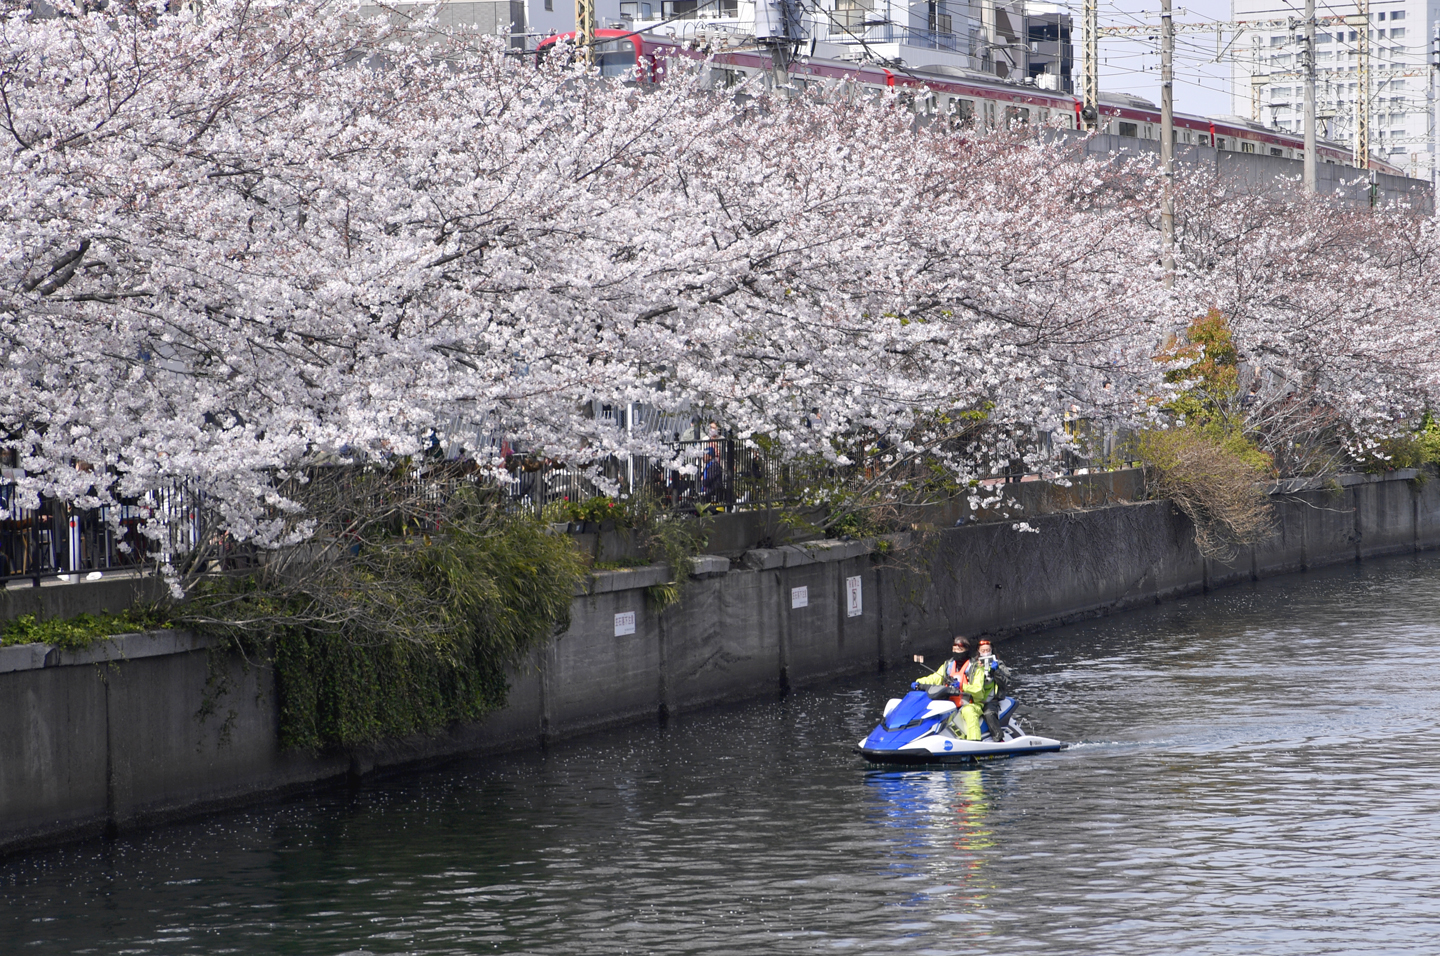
857 687 1067 764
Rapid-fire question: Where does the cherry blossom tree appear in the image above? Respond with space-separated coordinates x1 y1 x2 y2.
1170 172 1440 470
4 0 1436 591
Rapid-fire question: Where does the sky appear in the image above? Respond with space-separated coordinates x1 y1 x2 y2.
1088 0 1239 117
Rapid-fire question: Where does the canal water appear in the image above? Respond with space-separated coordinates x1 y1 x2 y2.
5 553 1440 954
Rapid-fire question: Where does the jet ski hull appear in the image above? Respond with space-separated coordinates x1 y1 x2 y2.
858 734 1067 764
856 689 1067 764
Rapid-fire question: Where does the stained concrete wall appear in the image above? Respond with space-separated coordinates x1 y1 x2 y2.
2 470 1437 854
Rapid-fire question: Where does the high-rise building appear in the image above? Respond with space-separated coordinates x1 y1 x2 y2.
1231 0 1438 177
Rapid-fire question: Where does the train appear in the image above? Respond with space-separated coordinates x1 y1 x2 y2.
538 27 1401 175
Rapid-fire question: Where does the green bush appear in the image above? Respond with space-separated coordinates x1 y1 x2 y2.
1135 426 1274 560
185 494 587 752
1 608 171 650
1359 414 1440 473
275 507 585 750
564 496 634 526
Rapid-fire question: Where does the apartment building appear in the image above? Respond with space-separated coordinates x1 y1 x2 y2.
1231 0 1438 175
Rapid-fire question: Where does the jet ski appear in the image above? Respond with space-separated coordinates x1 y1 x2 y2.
857 685 1067 764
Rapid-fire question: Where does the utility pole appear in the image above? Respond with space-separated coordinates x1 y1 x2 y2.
1083 0 1099 129
1303 0 1317 192
755 0 801 88
576 0 595 66
1160 0 1174 286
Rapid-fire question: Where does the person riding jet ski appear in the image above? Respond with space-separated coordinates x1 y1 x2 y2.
966 639 1014 743
913 636 972 737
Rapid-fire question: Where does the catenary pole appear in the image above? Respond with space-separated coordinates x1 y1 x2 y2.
576 0 595 66
1083 0 1099 129
1304 0 1317 192
1353 0 1371 168
1161 0 1174 286
1432 22 1439 187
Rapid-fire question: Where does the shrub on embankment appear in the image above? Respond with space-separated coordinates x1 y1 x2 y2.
1135 427 1274 560
0 608 172 649
177 482 588 751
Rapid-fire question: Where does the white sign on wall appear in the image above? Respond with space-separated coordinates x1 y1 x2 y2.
846 576 863 617
614 611 636 636
791 586 809 609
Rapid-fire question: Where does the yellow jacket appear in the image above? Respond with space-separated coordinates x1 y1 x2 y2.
916 658 965 687
961 658 997 703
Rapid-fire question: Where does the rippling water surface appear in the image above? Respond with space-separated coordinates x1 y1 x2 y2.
6 554 1440 954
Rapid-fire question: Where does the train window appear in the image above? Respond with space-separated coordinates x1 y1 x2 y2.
1004 106 1030 127
594 39 637 77
1199 135 1210 146
1269 147 1284 157
947 98 975 128
1215 137 1226 149
984 101 997 127
710 67 744 88
1118 121 1138 137
1241 141 1256 153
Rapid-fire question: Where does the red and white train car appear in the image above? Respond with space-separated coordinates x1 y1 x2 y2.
539 28 1398 175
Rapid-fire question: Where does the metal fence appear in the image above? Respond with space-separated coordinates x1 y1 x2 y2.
499 439 794 514
0 422 1134 585
0 483 202 587
497 424 1137 514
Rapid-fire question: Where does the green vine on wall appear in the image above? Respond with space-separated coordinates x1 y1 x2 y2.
179 480 587 751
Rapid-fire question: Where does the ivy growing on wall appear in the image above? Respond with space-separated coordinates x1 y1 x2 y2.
179 473 587 751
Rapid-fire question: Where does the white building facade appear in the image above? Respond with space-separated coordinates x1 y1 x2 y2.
1231 0 1439 177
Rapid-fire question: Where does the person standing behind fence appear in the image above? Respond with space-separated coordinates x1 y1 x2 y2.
701 446 726 505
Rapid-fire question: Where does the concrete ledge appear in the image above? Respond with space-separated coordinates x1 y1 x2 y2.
0 630 218 672
742 548 784 571
780 545 817 567
1269 469 1421 494
0 643 48 674
585 564 672 594
688 555 730 578
45 630 216 667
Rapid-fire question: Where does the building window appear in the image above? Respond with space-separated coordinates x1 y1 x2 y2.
620 1 637 14
1377 10 1385 19
1391 9 1405 19
833 0 872 28
545 0 552 9
1391 27 1405 38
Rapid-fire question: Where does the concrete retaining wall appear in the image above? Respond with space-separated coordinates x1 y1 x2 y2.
2 469 1437 854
